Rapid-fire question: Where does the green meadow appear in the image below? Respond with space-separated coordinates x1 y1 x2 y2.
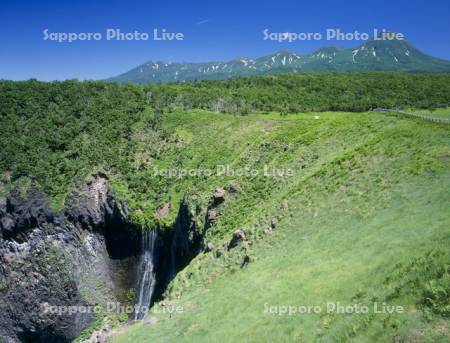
110 110 450 342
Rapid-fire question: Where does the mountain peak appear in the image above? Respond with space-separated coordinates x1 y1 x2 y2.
108 40 450 83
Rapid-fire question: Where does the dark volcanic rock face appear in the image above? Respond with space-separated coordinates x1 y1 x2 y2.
170 199 202 274
156 188 226 293
0 188 54 242
64 174 140 259
0 175 140 343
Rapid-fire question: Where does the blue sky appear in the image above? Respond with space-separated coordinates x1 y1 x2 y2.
1 0 450 81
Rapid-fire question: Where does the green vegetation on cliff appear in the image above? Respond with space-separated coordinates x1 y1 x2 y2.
1 75 450 341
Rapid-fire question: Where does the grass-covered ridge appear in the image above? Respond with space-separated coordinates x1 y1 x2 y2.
110 109 450 342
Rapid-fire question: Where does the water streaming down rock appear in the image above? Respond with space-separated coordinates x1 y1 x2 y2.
134 230 157 320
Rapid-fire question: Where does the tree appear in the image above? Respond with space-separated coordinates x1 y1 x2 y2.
153 107 163 130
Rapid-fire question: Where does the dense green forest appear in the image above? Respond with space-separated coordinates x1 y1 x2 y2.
1 72 449 219
0 80 158 204
144 72 450 113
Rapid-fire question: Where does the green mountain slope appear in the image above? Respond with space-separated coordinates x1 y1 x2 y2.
110 110 450 342
108 39 450 83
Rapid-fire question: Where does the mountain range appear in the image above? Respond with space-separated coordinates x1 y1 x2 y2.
108 38 450 83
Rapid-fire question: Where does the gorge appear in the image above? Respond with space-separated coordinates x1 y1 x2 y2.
0 174 206 342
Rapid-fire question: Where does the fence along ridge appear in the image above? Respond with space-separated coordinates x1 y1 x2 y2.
372 108 450 125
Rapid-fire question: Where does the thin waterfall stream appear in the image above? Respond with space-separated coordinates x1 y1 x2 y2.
134 230 157 320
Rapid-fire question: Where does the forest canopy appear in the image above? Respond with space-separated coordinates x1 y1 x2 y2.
1 72 449 211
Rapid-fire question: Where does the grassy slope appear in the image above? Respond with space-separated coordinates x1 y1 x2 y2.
110 111 450 342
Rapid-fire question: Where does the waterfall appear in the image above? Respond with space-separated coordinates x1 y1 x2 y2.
134 230 157 320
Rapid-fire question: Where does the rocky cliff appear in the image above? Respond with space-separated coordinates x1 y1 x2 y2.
0 175 140 342
0 174 210 343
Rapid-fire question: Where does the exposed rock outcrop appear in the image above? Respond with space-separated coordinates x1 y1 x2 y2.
204 187 227 230
156 203 171 218
65 174 140 259
0 187 54 242
228 229 246 250
0 175 140 343
205 242 214 252
212 188 226 204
